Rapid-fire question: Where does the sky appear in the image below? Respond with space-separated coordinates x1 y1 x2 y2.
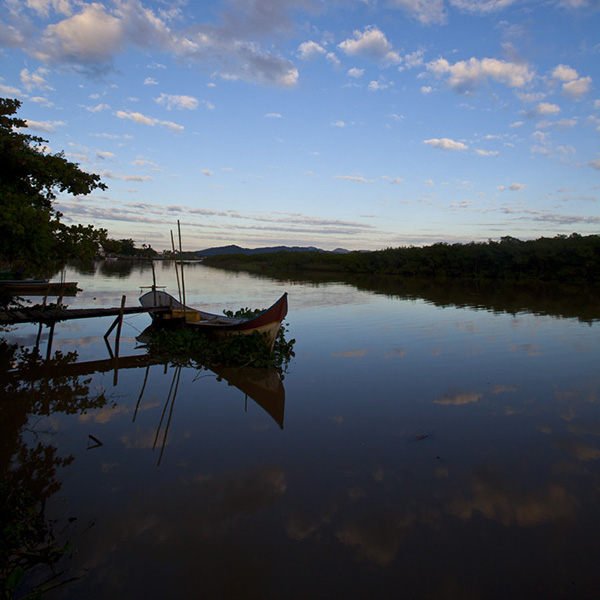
1 0 599 252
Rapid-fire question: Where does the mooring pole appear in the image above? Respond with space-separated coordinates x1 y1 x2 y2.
177 220 187 320
151 260 157 306
114 295 126 358
171 230 182 307
45 322 55 361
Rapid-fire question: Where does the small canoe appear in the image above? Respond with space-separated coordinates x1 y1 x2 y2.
139 290 288 349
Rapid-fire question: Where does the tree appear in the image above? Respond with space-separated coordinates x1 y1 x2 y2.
0 98 107 273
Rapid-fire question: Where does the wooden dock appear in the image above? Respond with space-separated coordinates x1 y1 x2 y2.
0 304 164 325
0 295 169 360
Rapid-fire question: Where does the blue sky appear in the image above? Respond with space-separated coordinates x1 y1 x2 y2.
1 0 599 251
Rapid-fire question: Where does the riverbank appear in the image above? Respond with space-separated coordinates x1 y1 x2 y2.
203 234 600 283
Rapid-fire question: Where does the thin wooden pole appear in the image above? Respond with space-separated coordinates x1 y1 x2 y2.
45 322 55 361
158 366 181 466
133 364 151 423
150 259 158 305
170 230 182 307
177 220 187 319
114 295 126 358
153 367 178 450
35 322 43 352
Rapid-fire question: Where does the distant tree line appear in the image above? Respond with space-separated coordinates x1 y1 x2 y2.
204 234 600 283
101 238 157 258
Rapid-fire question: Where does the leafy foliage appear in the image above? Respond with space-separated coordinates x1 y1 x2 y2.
203 234 600 283
101 238 157 258
0 98 107 274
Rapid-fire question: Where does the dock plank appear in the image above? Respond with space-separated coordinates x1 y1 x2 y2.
0 305 166 325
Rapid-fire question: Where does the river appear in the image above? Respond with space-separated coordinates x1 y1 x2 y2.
2 261 600 599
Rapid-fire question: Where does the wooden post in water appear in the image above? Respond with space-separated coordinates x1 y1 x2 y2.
151 260 157 306
114 295 126 358
171 230 182 308
45 322 55 361
177 220 187 320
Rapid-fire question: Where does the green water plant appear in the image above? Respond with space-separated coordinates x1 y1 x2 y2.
146 308 295 369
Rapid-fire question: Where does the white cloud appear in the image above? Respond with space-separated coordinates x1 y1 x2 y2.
562 76 592 99
24 119 66 133
30 96 54 108
338 26 402 65
298 41 326 60
23 0 72 18
403 50 424 69
536 118 577 130
160 120 184 134
552 64 578 82
100 170 153 182
96 150 115 160
427 57 535 93
368 80 390 91
389 0 447 25
334 175 374 182
116 110 184 133
34 3 125 63
424 137 468 151
450 0 516 12
201 169 213 176
326 52 341 69
348 68 364 79
420 86 433 94
331 121 346 127
132 157 158 167
20 67 54 91
144 77 158 85
23 0 299 88
589 159 600 171
522 102 561 118
535 102 561 115
0 81 22 96
475 149 500 156
86 103 110 112
557 0 589 8
517 92 546 103
116 110 155 126
509 183 525 190
265 113 282 118
155 93 199 110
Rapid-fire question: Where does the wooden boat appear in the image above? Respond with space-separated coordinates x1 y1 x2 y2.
139 290 288 349
0 279 79 295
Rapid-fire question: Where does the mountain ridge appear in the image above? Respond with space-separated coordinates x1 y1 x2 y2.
195 245 351 257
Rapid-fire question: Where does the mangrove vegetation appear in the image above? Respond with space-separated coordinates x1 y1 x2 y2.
203 234 600 283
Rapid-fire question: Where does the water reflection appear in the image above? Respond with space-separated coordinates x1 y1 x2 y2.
3 265 600 598
65 260 600 323
238 266 600 323
0 343 110 596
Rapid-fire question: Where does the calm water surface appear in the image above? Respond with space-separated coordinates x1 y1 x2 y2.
3 262 600 599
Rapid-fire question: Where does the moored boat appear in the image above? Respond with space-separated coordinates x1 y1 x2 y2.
139 290 288 349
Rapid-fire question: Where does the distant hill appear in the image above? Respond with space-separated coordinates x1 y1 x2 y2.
195 245 350 257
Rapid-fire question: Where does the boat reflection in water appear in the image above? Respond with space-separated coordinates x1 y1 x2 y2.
36 350 286 433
